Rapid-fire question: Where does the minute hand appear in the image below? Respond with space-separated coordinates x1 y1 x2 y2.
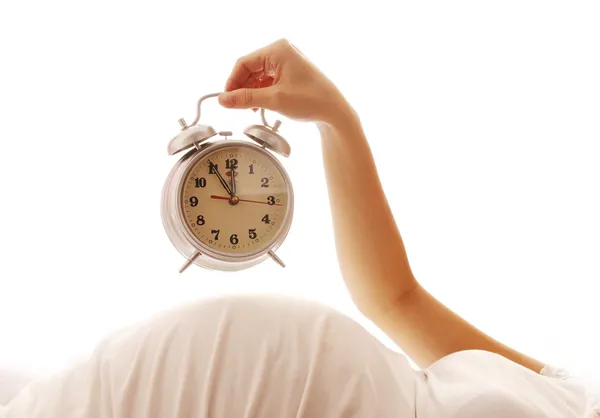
208 160 233 196
230 166 236 195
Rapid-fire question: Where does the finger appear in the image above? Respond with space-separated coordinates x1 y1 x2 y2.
255 75 274 88
242 72 261 87
240 72 265 89
224 49 275 92
242 76 275 113
240 75 274 102
218 86 277 110
289 41 304 56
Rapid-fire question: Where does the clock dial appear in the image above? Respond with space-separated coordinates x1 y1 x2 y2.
181 144 290 256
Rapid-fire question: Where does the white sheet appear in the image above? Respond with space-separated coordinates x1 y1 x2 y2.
0 295 595 417
0 368 32 406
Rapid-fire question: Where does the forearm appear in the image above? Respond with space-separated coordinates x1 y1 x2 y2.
316 106 417 314
373 284 545 372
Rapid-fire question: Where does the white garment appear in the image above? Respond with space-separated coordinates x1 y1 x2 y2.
0 295 596 417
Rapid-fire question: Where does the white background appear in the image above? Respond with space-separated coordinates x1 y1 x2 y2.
1 0 599 392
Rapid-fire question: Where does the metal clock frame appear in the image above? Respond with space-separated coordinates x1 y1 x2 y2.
161 92 294 273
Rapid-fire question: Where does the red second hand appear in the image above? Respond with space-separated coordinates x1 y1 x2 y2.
210 195 283 207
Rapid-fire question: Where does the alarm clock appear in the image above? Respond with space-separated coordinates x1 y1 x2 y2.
161 92 294 273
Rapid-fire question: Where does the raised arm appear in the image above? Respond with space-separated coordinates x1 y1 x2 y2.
317 110 544 372
218 38 545 373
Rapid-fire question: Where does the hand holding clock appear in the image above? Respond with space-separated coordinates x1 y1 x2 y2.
218 38 355 127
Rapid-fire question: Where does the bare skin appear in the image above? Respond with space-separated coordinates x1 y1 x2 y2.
218 38 545 373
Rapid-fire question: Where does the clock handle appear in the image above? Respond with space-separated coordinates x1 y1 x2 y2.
260 108 282 132
179 92 223 129
179 91 281 134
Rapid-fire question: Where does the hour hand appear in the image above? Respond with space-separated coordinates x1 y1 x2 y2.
208 159 233 196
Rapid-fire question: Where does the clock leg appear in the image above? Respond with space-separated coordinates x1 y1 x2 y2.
179 251 202 273
268 250 285 268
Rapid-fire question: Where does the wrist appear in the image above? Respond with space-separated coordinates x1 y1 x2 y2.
317 100 361 134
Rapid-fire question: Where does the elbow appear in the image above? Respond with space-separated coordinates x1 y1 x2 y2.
354 276 421 320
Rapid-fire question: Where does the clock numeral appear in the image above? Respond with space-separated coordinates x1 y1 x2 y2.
209 164 218 174
196 215 205 226
261 177 269 188
190 196 198 207
225 158 238 170
229 234 239 245
249 228 257 239
195 177 207 188
267 196 275 205
248 164 255 174
261 214 270 224
211 229 220 240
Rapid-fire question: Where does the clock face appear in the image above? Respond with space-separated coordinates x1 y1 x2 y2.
180 143 291 257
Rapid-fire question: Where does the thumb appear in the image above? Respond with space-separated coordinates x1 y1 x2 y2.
218 87 275 109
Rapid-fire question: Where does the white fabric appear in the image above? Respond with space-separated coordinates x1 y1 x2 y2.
539 366 600 418
0 369 32 406
0 294 594 417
